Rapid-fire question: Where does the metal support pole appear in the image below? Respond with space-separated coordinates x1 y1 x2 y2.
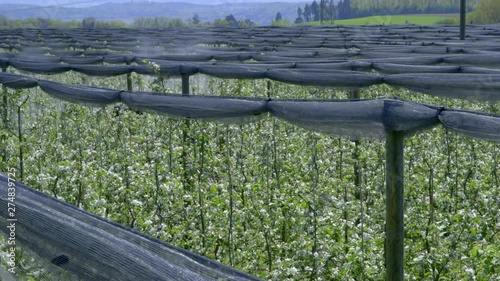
385 130 405 281
350 88 360 99
126 62 133 91
460 0 466 40
182 74 190 96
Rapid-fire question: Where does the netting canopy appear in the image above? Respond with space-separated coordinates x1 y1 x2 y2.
1 24 500 281
1 72 499 141
0 173 263 281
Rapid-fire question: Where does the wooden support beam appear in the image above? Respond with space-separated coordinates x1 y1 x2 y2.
385 130 405 281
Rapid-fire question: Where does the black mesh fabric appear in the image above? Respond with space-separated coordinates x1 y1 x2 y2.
70 65 133 77
121 92 269 123
0 24 499 104
373 63 460 74
265 69 383 88
0 174 264 281
383 74 500 101
38 80 122 107
1 73 499 142
0 72 38 89
9 61 71 75
2 25 500 281
268 99 387 139
439 110 500 142
198 65 267 79
267 99 441 139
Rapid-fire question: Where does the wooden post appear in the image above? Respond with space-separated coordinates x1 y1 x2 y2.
350 89 362 188
350 88 364 277
460 0 466 40
126 62 133 91
17 97 29 182
181 74 191 192
350 89 360 100
182 74 190 96
385 130 405 281
267 80 272 98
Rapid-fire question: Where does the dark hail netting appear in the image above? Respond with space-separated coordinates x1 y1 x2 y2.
1 27 500 101
1 72 500 142
0 25 500 280
2 59 500 100
0 174 263 281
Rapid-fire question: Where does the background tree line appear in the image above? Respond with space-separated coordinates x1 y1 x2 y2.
294 0 336 24
0 16 127 29
0 15 196 29
128 14 256 28
0 14 257 29
469 0 500 24
294 0 484 22
0 0 498 29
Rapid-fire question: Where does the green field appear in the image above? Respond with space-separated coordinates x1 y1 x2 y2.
309 14 459 25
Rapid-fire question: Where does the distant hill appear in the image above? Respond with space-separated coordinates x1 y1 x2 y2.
8 0 309 6
0 1 307 25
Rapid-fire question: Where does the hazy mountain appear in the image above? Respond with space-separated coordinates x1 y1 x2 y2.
1 1 307 25
1 0 308 7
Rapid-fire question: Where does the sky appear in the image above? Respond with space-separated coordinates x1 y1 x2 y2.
1 0 309 6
